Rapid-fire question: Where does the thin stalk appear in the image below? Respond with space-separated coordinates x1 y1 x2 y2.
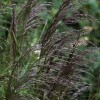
10 0 16 61
5 0 17 99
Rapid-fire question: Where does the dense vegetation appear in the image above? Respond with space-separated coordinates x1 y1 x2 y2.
0 0 100 100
